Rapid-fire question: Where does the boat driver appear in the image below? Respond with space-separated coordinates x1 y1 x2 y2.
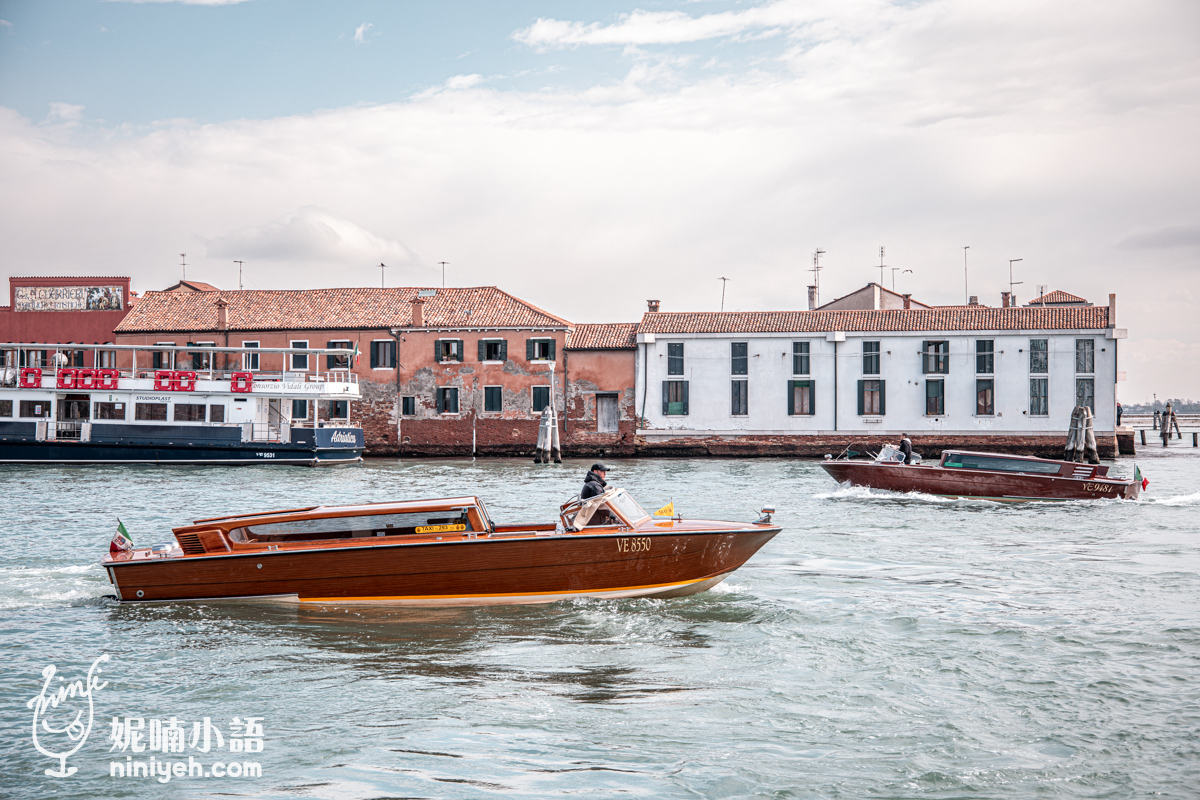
899 434 914 465
581 462 614 525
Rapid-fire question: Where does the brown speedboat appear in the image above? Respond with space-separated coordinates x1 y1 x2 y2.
102 488 781 605
821 448 1143 502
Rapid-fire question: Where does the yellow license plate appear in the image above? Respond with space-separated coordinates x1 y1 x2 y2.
415 523 467 534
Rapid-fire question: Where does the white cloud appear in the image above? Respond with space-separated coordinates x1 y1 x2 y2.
0 19 13 30
45 103 85 124
353 22 374 44
443 74 485 90
204 207 422 267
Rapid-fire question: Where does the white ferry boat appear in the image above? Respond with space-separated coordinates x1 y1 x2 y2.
0 342 364 466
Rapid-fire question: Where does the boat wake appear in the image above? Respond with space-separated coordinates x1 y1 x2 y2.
814 484 990 506
1138 491 1200 507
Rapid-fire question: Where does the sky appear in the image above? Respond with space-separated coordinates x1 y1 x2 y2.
1 0 1198 402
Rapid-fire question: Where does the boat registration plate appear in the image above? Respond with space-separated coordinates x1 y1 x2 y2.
416 523 467 534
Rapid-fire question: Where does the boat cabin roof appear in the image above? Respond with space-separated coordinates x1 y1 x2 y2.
939 450 1110 477
185 496 489 530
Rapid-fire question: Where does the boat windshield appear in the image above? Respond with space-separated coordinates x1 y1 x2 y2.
942 454 1061 475
607 490 650 524
229 509 475 543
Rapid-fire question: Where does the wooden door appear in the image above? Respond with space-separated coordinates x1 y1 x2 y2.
596 394 618 433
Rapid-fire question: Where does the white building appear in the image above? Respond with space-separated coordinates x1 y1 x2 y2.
634 290 1125 443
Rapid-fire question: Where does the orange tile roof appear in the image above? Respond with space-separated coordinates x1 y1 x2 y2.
165 280 220 292
116 287 571 333
1027 290 1088 305
567 323 639 350
638 306 1110 334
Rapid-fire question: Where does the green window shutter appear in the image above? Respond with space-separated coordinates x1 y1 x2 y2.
499 340 508 362
879 380 886 415
455 340 464 362
857 380 865 415
478 340 487 362
787 380 795 416
548 339 556 361
435 340 443 363
921 341 929 374
389 341 396 367
681 381 689 415
809 380 816 415
370 343 379 369
435 389 444 413
526 339 535 361
662 381 669 415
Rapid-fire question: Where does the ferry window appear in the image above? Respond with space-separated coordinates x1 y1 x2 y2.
242 341 260 371
292 399 309 420
371 340 396 369
326 341 352 369
326 400 349 420
1029 339 1048 374
922 340 949 374
401 396 416 416
944 454 1060 474
731 379 748 415
437 339 463 363
925 380 944 416
174 404 206 422
858 379 885 415
0 399 11 417
210 405 225 423
58 395 89 420
792 342 810 375
1076 378 1095 412
290 341 309 371
135 403 168 421
532 386 550 413
789 380 814 415
662 380 688 415
484 386 502 412
152 343 174 370
1030 378 1048 416
976 340 994 374
731 342 748 375
19 401 50 418
436 388 459 414
1075 339 1094 374
862 341 880 375
976 379 995 416
667 343 684 375
230 510 477 543
94 402 126 420
479 339 506 362
607 491 650 524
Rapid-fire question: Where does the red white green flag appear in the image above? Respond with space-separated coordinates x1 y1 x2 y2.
110 519 133 553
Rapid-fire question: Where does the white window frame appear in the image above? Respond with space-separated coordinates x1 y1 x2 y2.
371 339 394 370
242 341 260 372
530 338 553 362
290 340 309 371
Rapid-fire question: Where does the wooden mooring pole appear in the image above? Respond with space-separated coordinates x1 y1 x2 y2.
1140 429 1147 446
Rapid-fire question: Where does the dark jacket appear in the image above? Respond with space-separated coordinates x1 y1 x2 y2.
581 470 607 500
899 437 914 464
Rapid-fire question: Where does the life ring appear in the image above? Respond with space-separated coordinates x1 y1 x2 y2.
154 370 174 391
76 368 98 389
19 367 42 389
174 371 197 392
97 369 120 390
56 368 79 390
230 371 253 393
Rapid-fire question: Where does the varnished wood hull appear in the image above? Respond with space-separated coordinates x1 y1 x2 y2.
821 462 1139 501
106 528 779 606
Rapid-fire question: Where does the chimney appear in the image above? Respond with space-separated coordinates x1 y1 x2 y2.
1108 293 1116 327
1001 292 1011 308
647 300 660 313
902 293 912 310
411 298 424 327
968 295 978 306
807 286 817 311
215 297 228 331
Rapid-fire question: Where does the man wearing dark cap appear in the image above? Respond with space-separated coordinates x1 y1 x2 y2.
581 463 609 500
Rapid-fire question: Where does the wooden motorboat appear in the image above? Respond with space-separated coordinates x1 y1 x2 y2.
102 488 781 605
821 447 1143 502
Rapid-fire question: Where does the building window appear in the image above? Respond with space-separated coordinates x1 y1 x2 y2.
401 396 416 416
731 380 748 415
135 403 168 421
662 380 689 415
20 400 50 418
532 386 551 413
527 338 555 361
56 350 85 368
1076 339 1094 374
436 387 460 414
1030 378 1048 416
152 343 175 370
242 341 260 371
326 341 352 370
858 379 885 415
1029 339 1048 374
925 380 945 416
0 399 11 417
793 342 810 375
436 339 463 363
1076 378 1095 411
210 405 225 423
731 342 748 375
922 341 949 374
292 399 309 420
862 341 880 375
19 349 48 368
976 340 994 374
290 341 309 371
976 379 995 416
97 350 117 369
186 342 215 371
667 343 684 375
788 380 814 415
484 386 502 412
370 340 395 369
94 402 125 420
479 339 507 362
174 404 206 422
325 400 349 420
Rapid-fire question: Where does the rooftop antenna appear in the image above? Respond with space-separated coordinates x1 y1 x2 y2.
890 267 913 292
234 260 243 291
719 277 730 311
1036 284 1047 301
438 261 449 289
379 262 387 288
1009 258 1023 303
962 246 969 304
810 249 825 306
878 246 886 286
180 253 187 281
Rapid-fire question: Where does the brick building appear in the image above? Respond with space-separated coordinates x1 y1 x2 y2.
0 276 133 366
563 323 639 457
113 286 574 456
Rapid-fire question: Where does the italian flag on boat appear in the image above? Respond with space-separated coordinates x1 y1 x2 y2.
1135 465 1148 491
110 520 133 553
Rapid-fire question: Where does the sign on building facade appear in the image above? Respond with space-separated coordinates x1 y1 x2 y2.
15 286 124 311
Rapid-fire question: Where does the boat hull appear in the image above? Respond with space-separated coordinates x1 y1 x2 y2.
106 528 779 606
821 462 1139 501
